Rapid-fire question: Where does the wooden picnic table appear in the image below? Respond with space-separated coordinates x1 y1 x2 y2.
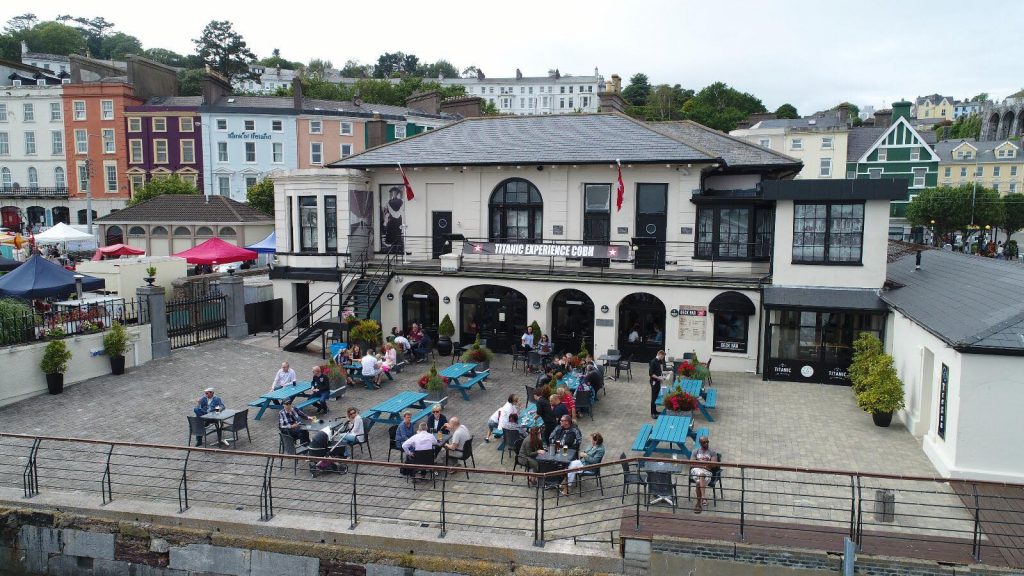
251 382 314 421
441 362 489 400
440 362 477 384
645 414 696 458
364 391 429 426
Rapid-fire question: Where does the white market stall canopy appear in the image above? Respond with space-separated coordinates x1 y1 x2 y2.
33 223 96 244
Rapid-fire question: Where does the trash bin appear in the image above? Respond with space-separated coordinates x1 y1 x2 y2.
874 489 895 522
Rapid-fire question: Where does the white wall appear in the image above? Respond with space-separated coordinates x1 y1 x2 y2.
76 256 187 296
772 199 889 289
0 325 153 408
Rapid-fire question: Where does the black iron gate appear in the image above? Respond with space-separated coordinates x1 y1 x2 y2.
166 293 227 349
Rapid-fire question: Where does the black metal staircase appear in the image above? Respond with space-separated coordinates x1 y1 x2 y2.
278 249 396 352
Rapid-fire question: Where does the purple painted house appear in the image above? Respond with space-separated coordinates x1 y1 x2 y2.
123 96 204 196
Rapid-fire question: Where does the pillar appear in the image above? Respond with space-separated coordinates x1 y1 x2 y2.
137 284 170 359
220 273 249 339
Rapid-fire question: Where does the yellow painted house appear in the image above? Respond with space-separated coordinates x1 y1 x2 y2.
935 139 1024 194
913 95 956 121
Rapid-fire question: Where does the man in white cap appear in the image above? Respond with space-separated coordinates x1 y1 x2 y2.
192 387 225 446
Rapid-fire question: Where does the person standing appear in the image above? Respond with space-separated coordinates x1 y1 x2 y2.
649 350 669 419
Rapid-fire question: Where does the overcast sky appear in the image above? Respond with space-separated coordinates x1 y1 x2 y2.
5 0 1020 115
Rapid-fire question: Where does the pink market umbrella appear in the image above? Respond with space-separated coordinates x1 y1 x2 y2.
92 243 146 260
173 237 257 266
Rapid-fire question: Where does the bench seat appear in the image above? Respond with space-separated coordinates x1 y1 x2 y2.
631 423 654 452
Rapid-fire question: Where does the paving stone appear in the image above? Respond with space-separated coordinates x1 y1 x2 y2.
61 528 115 560
365 564 412 576
249 549 318 576
168 544 249 576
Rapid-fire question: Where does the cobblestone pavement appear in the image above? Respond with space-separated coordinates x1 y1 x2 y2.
0 336 971 543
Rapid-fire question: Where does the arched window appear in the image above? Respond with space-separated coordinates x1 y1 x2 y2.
27 167 38 189
174 226 191 236
196 226 214 236
54 167 66 189
105 225 123 246
488 178 543 243
219 226 236 237
151 226 168 236
51 206 69 224
1 167 11 188
128 226 146 236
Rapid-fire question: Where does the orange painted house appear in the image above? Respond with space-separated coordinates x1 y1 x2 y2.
62 82 142 223
296 114 366 169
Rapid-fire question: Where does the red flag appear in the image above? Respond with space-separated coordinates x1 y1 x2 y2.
615 160 624 212
399 163 415 201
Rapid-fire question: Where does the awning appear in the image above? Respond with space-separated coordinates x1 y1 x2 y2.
173 237 257 265
762 286 888 312
0 254 104 298
708 291 756 315
245 231 276 254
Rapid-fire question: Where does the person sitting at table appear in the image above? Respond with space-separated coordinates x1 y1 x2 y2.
536 369 553 388
564 432 606 495
361 350 385 388
504 413 527 437
534 388 554 443
628 323 641 344
549 394 569 429
278 398 312 445
338 407 365 458
691 435 719 514
426 405 448 435
408 323 424 346
443 416 472 461
538 334 552 356
519 427 546 484
310 366 331 414
520 325 535 352
192 387 225 446
583 363 603 396
557 386 576 420
484 394 520 443
383 342 398 370
271 361 296 391
349 344 362 361
393 332 411 354
548 415 582 452
412 331 432 363
395 410 416 454
402 421 441 477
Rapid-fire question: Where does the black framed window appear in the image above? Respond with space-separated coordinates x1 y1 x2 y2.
583 183 611 267
489 178 543 243
696 205 773 260
713 313 748 353
792 202 863 264
325 195 337 252
298 196 318 252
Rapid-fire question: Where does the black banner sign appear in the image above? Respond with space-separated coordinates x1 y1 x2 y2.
463 242 627 259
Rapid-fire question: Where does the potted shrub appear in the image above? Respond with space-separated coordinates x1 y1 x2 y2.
418 363 449 404
103 321 130 375
856 352 906 427
460 334 494 370
663 388 698 416
348 318 382 351
849 332 883 395
144 265 157 286
40 328 72 395
437 314 455 356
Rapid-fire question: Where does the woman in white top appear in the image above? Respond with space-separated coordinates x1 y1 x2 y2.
383 343 398 368
339 407 365 458
484 394 520 443
520 326 535 351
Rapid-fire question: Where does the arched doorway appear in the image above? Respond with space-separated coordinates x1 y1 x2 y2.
26 206 45 231
51 206 70 225
551 289 594 356
1 206 22 232
105 225 123 246
459 284 527 352
617 292 666 363
401 281 439 341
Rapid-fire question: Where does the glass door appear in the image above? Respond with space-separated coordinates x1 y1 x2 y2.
583 184 611 267
634 184 667 269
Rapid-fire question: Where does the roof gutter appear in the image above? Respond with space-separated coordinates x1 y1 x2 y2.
329 158 720 170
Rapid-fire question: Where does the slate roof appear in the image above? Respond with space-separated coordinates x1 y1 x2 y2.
883 248 1024 353
846 127 887 161
142 96 204 107
649 121 801 168
95 195 273 224
934 139 1020 163
753 115 845 131
331 113 718 168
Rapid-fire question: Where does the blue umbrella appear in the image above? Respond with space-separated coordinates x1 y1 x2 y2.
0 255 104 298
0 255 21 272
246 231 277 254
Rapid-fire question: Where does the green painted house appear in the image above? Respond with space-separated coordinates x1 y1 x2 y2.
846 101 939 239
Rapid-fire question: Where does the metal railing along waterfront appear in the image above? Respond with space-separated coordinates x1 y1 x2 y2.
0 433 1021 565
0 298 143 346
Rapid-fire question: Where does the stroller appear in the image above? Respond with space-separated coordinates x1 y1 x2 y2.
308 425 349 477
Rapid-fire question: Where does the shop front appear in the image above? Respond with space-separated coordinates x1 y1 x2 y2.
762 287 888 385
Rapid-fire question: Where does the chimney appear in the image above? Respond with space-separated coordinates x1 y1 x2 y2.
366 113 387 149
201 68 232 106
835 103 850 126
516 68 522 80
597 74 626 113
441 96 483 118
21 40 28 57
292 76 303 110
405 90 441 115
873 109 893 129
611 74 621 93
554 68 561 80
891 100 913 122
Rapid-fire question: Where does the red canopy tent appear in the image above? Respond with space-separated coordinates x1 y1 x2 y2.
91 243 146 261
173 237 257 265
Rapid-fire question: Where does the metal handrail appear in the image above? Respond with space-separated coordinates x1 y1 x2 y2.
276 290 337 347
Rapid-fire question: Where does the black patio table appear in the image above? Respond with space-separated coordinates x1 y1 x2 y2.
200 409 238 447
537 447 577 466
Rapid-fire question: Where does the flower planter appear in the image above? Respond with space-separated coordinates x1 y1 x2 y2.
144 276 155 286
109 355 126 375
45 373 64 395
663 410 693 418
872 411 893 427
436 336 453 357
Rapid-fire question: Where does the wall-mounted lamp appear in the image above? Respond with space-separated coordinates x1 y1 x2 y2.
600 305 609 314
386 293 394 301
443 296 451 304
532 301 541 310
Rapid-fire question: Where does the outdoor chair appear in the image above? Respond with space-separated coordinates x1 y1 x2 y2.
277 430 308 475
576 457 605 497
619 452 645 503
350 419 374 459
704 358 714 385
408 449 437 490
525 385 536 404
449 342 460 365
186 416 218 447
386 425 401 462
687 452 723 506
537 459 566 504
501 428 524 466
227 409 251 445
445 438 476 478
615 354 633 381
574 387 594 421
511 345 528 372
527 350 542 372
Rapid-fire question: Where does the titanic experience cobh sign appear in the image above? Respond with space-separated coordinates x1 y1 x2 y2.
463 242 627 259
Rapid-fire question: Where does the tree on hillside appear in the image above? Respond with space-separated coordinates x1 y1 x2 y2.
100 32 142 60
939 114 981 140
775 103 798 119
4 13 37 33
259 48 301 70
681 82 767 132
18 21 87 56
301 58 332 81
971 92 989 102
374 51 419 78
193 20 258 83
56 15 114 57
246 179 274 215
144 47 190 67
339 59 371 78
622 73 651 107
631 84 692 121
177 68 203 96
461 65 481 78
418 59 459 79
906 185 1003 246
128 176 199 206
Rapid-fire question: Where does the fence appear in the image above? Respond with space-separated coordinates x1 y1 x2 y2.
0 297 143 346
166 292 226 349
0 433 1020 567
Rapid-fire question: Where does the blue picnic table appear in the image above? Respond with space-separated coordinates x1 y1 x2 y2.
656 379 716 422
440 362 489 400
644 414 697 458
520 402 540 429
363 391 429 426
249 381 314 421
